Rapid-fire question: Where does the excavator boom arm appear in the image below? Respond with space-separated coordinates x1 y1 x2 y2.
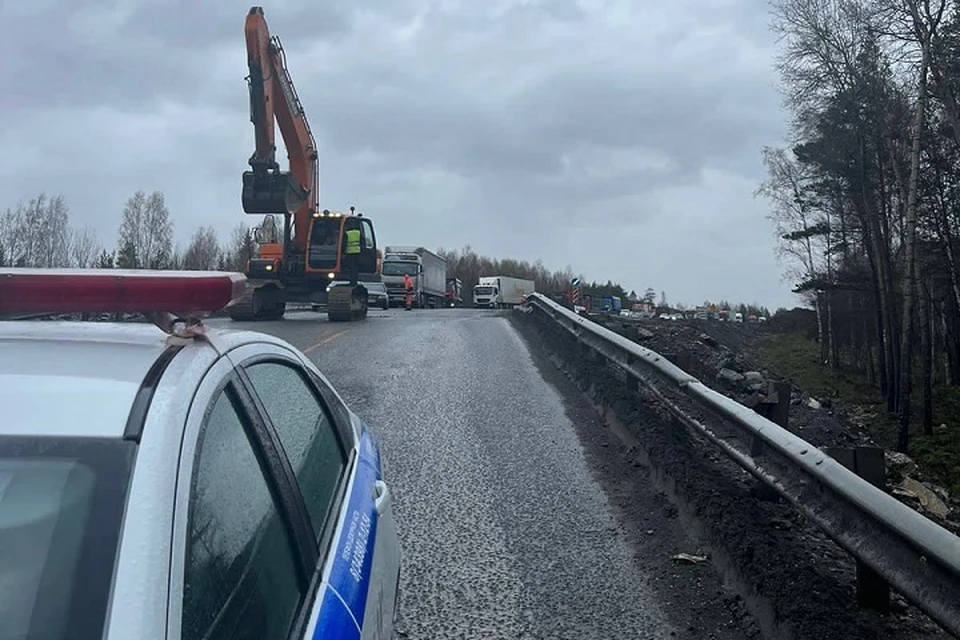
242 6 319 252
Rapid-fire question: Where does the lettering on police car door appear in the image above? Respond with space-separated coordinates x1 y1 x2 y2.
350 512 372 582
340 509 372 583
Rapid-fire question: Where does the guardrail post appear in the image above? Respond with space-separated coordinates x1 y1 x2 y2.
824 446 891 612
663 350 691 370
752 382 791 430
576 337 591 360
593 347 606 365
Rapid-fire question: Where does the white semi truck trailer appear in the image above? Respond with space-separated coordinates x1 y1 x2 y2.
472 276 535 309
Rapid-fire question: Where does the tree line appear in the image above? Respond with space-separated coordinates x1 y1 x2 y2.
0 190 258 272
759 0 960 452
0 194 768 316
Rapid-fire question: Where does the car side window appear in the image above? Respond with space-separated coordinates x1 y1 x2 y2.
181 386 302 640
245 361 347 541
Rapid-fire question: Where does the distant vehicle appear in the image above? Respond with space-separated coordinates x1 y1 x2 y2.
735 312 744 323
600 296 622 314
366 281 390 310
0 268 401 640
381 246 447 308
445 277 463 307
759 316 768 323
473 276 536 309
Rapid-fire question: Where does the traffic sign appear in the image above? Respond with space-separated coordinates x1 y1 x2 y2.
571 277 580 287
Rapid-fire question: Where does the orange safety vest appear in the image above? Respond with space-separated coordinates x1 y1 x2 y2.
404 274 413 291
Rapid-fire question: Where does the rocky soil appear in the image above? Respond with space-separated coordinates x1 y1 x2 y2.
597 313 959 532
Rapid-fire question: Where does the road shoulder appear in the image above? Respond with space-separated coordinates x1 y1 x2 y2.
509 312 761 639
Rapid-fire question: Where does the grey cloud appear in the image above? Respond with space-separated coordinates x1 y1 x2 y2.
0 0 797 308
121 1 351 48
1 0 354 111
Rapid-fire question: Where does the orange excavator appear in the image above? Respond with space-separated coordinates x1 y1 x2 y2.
229 6 380 322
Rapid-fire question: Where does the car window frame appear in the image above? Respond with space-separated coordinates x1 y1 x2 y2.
235 355 353 549
232 353 357 637
172 367 319 640
237 352 355 456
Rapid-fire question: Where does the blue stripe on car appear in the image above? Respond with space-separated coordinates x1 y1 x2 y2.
322 427 382 630
312 587 360 639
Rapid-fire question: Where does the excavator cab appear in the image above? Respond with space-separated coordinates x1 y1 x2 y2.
241 169 308 215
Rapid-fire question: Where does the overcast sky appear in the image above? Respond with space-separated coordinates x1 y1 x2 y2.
0 0 796 309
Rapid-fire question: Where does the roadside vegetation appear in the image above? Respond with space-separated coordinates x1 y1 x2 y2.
759 0 960 465
757 309 960 497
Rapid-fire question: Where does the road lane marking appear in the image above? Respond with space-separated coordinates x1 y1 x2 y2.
303 329 349 355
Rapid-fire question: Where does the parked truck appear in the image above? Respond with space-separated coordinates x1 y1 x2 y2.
473 276 535 309
381 246 448 308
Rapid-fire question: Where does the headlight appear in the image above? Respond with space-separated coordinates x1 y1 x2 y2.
327 272 335 279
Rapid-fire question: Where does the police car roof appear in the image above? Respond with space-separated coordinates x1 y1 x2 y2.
0 321 183 439
0 320 313 440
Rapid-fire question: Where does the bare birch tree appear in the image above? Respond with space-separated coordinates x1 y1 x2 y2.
68 226 102 268
183 226 221 271
118 190 174 269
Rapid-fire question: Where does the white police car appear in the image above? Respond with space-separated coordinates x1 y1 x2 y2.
0 269 400 640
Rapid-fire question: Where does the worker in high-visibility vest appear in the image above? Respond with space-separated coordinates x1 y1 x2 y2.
404 273 414 311
344 227 361 285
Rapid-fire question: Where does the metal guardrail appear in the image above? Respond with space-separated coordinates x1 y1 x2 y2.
525 293 960 637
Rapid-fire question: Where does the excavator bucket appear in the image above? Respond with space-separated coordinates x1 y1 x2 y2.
241 170 309 215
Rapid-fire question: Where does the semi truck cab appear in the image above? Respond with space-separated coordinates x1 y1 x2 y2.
382 255 422 307
381 246 448 308
473 283 500 308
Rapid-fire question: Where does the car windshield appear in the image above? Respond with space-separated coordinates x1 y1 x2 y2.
474 286 494 295
0 437 134 640
367 283 386 293
382 262 418 276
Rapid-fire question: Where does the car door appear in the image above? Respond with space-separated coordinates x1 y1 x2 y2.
358 218 377 275
229 342 398 640
167 357 343 640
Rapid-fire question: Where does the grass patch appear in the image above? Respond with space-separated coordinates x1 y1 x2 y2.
753 332 882 406
754 331 960 497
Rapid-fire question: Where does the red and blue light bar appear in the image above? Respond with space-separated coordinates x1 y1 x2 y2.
0 269 247 314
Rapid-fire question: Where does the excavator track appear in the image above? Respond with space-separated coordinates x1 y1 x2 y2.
327 285 368 322
227 289 258 320
227 286 286 321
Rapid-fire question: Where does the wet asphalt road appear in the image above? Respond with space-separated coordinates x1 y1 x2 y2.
214 308 677 638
